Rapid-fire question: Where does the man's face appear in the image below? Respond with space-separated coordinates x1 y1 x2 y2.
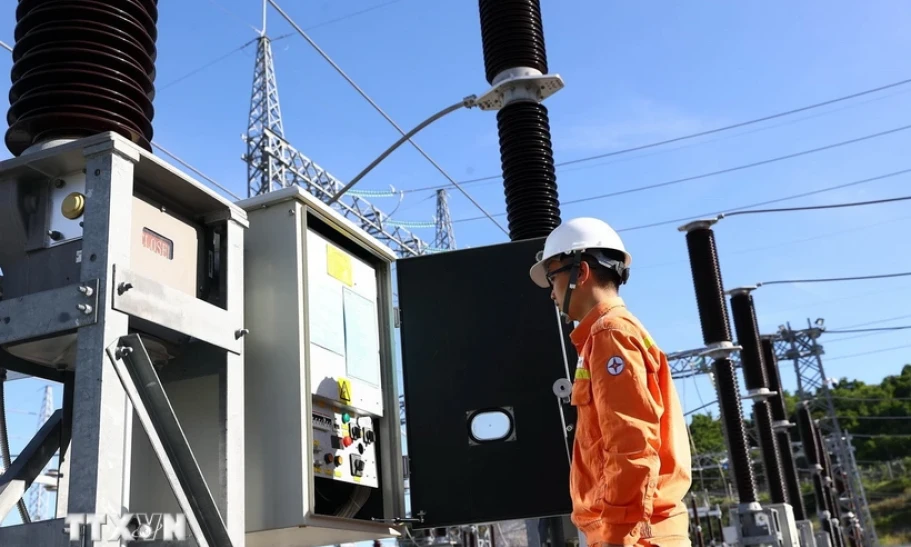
545 257 575 310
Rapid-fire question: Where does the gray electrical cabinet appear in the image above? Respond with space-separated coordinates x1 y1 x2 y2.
239 187 405 547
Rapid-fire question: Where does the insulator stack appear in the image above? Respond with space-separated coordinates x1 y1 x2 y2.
690 496 705 547
7 0 158 156
760 336 807 520
681 222 758 504
730 290 788 505
478 0 560 241
685 227 732 345
797 404 829 511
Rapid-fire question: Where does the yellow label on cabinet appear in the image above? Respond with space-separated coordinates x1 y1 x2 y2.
327 245 353 286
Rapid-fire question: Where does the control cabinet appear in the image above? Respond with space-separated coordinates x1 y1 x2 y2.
240 187 404 547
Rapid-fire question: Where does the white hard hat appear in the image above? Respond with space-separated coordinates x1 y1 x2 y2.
528 217 631 288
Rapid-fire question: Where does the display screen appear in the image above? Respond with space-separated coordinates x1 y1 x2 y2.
141 227 174 260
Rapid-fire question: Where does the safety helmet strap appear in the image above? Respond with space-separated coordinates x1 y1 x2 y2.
560 250 583 323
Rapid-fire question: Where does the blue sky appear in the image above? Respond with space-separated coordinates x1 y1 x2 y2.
1 0 911 527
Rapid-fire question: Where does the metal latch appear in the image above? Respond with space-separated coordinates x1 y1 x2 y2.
394 307 402 328
402 454 410 479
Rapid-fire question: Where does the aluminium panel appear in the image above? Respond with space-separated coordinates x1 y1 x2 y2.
111 267 241 354
397 237 577 528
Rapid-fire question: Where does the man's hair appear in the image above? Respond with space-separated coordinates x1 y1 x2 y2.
558 249 626 291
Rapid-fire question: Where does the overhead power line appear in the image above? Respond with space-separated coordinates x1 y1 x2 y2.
409 74 911 192
266 0 507 236
757 271 911 287
453 123 911 222
722 194 911 219
617 167 911 233
825 326 911 334
825 343 911 362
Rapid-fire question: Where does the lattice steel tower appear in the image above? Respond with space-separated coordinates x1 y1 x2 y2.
779 320 877 547
243 33 284 198
433 189 456 251
241 26 433 258
28 384 54 520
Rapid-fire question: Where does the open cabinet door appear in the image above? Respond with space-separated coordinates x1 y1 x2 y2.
396 237 577 528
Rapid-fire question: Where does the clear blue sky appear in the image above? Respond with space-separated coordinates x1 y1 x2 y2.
1 0 910 526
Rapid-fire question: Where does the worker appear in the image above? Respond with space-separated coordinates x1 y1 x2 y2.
528 217 693 547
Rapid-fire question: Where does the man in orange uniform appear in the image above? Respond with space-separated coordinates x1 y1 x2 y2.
529 218 692 547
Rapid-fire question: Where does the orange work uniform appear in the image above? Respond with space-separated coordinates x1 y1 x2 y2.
569 297 692 546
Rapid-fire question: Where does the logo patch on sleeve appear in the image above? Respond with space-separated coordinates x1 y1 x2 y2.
606 356 625 376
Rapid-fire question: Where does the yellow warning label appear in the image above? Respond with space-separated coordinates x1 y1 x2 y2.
338 378 352 402
334 470 342 478
327 245 353 286
353 476 361 483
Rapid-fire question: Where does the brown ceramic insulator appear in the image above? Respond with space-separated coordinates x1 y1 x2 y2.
7 0 158 155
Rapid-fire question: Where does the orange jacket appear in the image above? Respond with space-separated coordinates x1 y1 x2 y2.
569 297 692 545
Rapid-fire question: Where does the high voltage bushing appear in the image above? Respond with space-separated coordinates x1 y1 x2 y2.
678 220 757 503
760 336 808 521
7 0 158 156
478 0 561 241
797 403 844 547
729 287 789 506
690 496 705 547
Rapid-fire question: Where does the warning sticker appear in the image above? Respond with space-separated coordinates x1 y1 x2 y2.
338 378 352 402
327 245 353 286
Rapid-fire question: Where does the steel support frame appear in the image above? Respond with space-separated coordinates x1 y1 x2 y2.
780 321 876 547
0 134 247 546
0 409 63 521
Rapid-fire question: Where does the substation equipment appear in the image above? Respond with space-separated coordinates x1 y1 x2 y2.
239 186 406 547
0 128 249 546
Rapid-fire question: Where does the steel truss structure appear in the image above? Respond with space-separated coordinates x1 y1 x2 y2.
242 35 434 258
780 321 877 547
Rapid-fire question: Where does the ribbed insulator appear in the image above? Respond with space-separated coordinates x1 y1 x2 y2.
685 227 732 345
797 404 822 466
7 0 158 155
753 402 788 504
496 102 560 240
478 0 548 84
760 337 789 423
730 292 767 391
712 357 757 502
814 474 832 516
776 430 807 520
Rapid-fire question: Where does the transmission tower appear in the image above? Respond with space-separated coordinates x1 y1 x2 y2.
433 189 456 251
28 385 53 520
780 320 877 547
241 33 433 258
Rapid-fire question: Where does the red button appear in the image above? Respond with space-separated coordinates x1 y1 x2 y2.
342 436 353 447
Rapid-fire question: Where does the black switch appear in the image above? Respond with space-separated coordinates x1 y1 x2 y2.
351 426 361 440
330 435 340 449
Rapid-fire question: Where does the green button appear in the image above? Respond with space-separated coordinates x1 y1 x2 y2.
342 413 351 424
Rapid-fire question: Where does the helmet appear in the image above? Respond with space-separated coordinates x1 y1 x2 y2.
528 217 631 288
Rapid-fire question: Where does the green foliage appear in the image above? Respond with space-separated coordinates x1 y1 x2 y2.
689 412 726 454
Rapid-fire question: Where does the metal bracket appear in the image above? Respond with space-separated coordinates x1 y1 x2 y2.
106 334 234 547
394 307 401 328
111 267 242 354
0 279 99 346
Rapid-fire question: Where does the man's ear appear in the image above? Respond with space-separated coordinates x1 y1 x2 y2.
576 260 591 285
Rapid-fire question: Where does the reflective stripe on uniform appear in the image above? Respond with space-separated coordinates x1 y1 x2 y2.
644 335 654 350
575 368 591 380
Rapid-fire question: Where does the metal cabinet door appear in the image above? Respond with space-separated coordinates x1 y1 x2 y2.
396 237 576 528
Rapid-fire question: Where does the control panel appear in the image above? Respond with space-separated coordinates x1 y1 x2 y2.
311 403 379 488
